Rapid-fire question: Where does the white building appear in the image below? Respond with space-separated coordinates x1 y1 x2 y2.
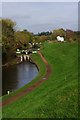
57 36 64 42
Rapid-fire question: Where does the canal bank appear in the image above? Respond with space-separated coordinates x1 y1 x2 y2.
2 50 51 107
2 44 48 103
2 50 40 95
2 60 39 96
2 43 78 118
2 52 40 96
2 51 46 102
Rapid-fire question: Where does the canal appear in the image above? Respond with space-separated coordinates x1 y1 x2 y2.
2 61 39 96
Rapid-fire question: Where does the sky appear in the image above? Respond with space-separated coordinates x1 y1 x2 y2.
2 2 78 34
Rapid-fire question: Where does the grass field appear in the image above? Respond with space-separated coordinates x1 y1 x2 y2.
2 42 78 119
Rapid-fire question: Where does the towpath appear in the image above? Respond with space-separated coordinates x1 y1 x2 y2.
2 46 51 107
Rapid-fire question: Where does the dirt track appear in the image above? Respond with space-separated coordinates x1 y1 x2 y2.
2 50 51 107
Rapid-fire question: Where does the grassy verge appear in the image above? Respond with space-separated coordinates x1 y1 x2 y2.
2 42 78 118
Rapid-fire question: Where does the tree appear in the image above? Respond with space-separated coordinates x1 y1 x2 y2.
14 31 29 49
36 31 52 36
66 29 76 42
2 18 16 63
52 29 65 40
2 19 15 39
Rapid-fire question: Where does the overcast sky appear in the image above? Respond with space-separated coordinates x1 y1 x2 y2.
2 2 78 33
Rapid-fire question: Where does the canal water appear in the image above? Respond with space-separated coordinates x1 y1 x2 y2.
2 61 39 96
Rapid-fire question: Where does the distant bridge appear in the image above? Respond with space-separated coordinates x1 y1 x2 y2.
17 54 31 62
16 48 39 62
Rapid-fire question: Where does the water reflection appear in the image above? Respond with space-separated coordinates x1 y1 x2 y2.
2 61 38 95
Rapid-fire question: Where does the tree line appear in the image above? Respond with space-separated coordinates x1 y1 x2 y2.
0 18 79 64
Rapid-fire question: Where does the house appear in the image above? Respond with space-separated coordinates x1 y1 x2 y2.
57 36 64 42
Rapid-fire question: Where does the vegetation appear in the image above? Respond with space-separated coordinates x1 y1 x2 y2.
35 31 52 36
1 18 78 118
52 29 65 40
2 42 78 118
1 19 34 64
0 18 79 65
1 19 15 64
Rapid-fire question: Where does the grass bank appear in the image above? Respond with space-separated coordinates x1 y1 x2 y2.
2 42 78 118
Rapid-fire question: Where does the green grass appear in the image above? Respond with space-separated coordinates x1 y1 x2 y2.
2 42 78 119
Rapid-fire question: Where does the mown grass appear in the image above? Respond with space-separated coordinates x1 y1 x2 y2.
2 42 78 119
